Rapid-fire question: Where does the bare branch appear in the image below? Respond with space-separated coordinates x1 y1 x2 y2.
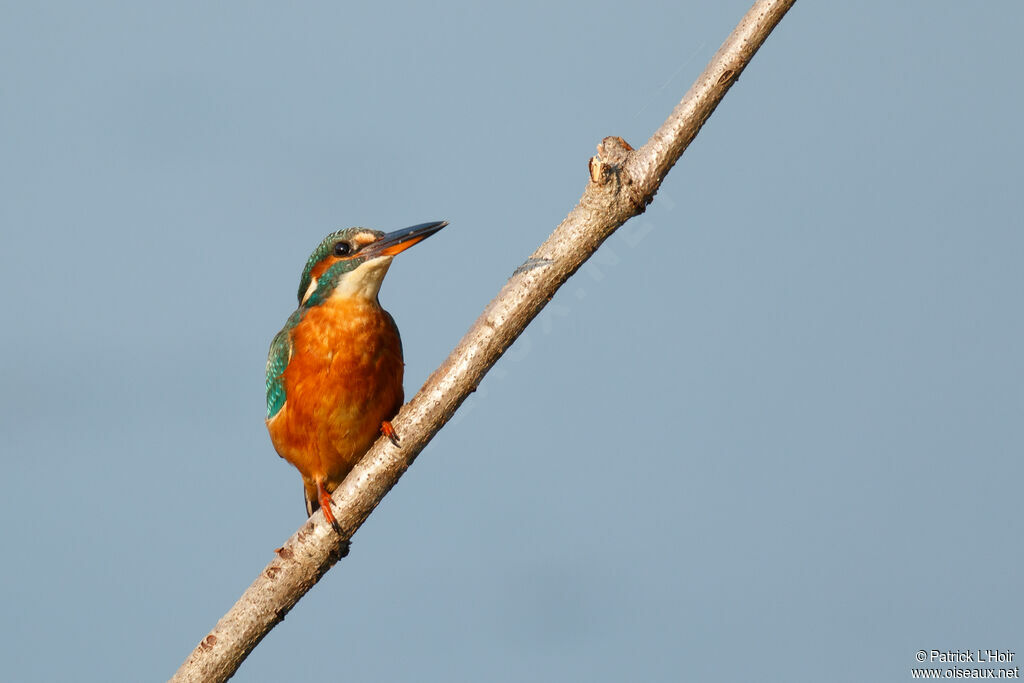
170 1 796 680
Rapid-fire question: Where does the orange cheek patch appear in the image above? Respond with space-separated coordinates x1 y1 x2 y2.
308 256 343 284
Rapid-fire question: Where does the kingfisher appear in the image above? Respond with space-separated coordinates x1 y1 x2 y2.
265 220 448 532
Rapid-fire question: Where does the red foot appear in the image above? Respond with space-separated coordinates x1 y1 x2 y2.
381 420 400 447
317 480 342 533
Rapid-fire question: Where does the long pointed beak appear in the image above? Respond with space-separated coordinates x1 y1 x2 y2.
364 220 448 258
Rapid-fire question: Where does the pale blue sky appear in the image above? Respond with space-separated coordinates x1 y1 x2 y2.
2 2 1022 681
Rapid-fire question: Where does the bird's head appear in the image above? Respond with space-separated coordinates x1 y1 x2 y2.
297 220 447 307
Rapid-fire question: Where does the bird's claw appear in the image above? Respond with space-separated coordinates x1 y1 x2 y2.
317 480 343 534
381 420 401 447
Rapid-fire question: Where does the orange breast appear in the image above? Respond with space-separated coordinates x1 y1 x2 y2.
266 297 404 491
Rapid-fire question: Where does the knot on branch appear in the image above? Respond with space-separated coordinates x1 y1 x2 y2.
588 136 649 214
588 136 634 187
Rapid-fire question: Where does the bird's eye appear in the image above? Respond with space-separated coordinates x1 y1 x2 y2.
333 241 352 256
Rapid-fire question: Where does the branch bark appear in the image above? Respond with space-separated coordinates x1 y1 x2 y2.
171 1 796 680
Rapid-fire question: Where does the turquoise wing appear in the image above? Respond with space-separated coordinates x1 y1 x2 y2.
266 322 294 419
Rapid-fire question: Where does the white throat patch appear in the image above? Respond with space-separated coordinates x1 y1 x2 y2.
329 257 395 302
